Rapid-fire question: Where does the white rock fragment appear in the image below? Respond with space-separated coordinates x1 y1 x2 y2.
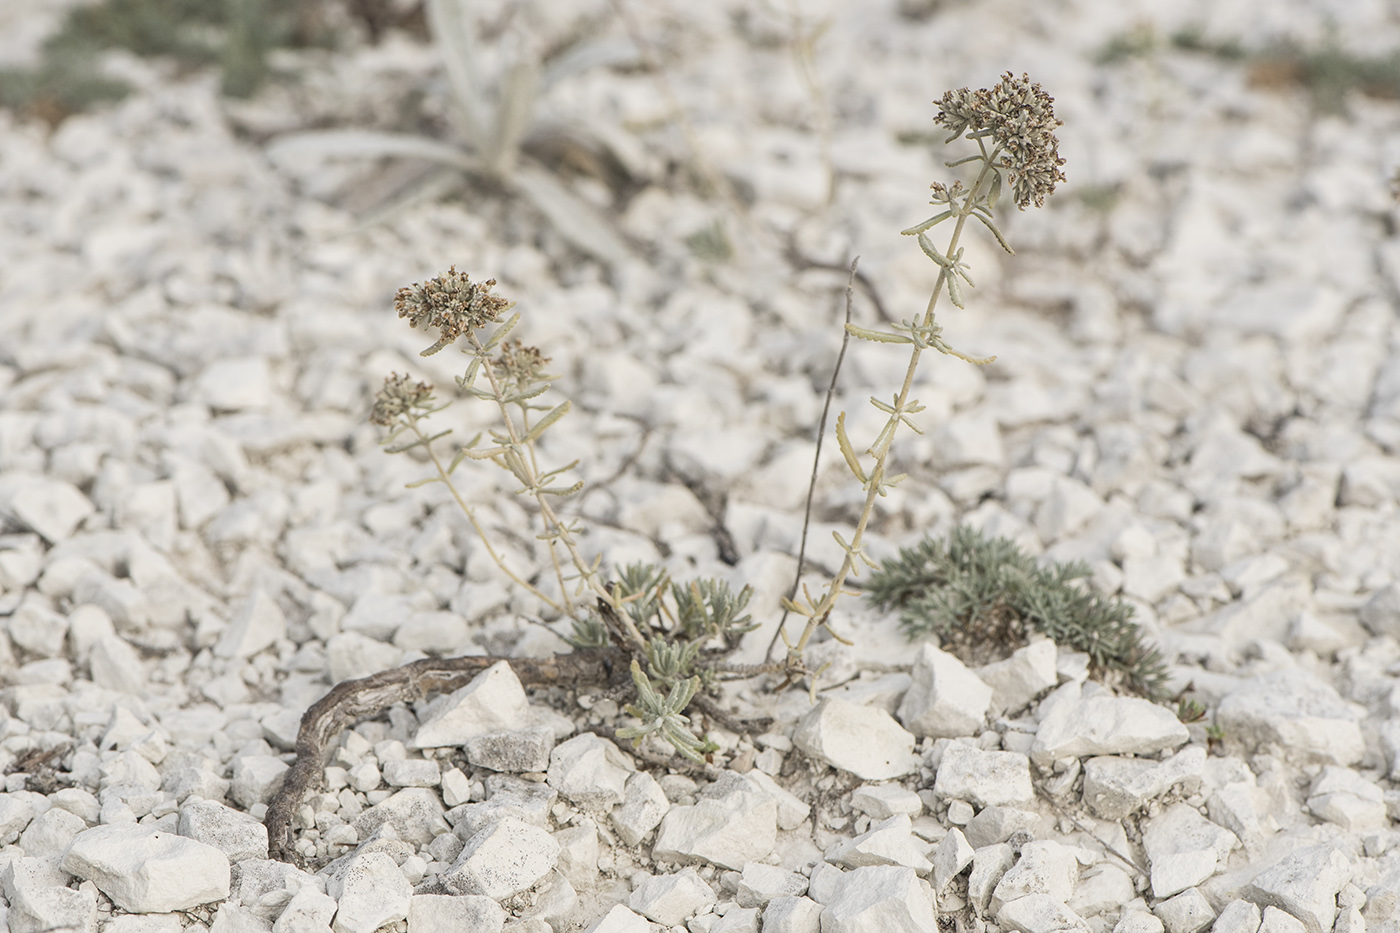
977 638 1058 716
89 632 149 694
215 588 286 659
179 797 269 862
553 820 599 889
380 758 439 788
353 788 450 848
196 357 275 411
1216 669 1365 765
735 863 807 908
628 867 717 926
896 644 993 738
1243 845 1351 933
816 865 936 933
18 806 87 857
444 817 560 899
743 769 811 830
933 828 975 891
612 770 670 846
825 814 933 874
998 894 1093 933
934 742 1034 808
230 755 289 808
62 823 230 912
1211 900 1262 933
1081 746 1207 820
850 784 922 820
1067 864 1134 919
231 858 321 922
652 772 778 870
408 894 505 933
466 727 554 773
272 886 337 933
326 850 411 933
0 473 95 544
1140 803 1238 899
546 732 635 810
968 844 1016 913
3 856 98 933
793 697 918 780
412 661 530 748
1155 888 1215 933
763 896 823 933
1305 766 1387 831
1031 684 1189 767
584 904 652 933
992 841 1087 909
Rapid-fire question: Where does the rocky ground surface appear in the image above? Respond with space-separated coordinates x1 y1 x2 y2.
5 0 1400 931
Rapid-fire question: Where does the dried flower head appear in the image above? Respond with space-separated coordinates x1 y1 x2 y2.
935 72 1066 209
492 340 552 393
370 373 435 426
394 267 513 356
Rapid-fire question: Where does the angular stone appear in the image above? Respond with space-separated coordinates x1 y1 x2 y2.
0 474 95 544
652 772 778 870
546 732 635 810
735 862 807 908
611 770 670 846
628 867 717 926
178 797 269 863
326 850 411 933
62 824 230 913
1210 900 1262 933
465 727 554 773
1243 845 1351 933
1216 669 1365 765
230 755 288 809
991 842 1086 909
17 806 87 858
353 788 450 848
412 661 530 748
215 588 286 660
1305 766 1387 832
3 856 98 933
1031 684 1189 767
1141 803 1238 899
444 817 560 899
1082 747 1206 820
896 644 993 738
229 858 320 921
1156 888 1215 933
408 894 505 933
933 828 975 891
793 697 918 781
934 742 1034 808
998 894 1092 933
818 865 936 933
850 784 922 821
825 814 933 874
763 896 823 933
977 638 1058 716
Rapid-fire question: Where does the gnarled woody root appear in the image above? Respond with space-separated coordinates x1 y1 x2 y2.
265 647 630 866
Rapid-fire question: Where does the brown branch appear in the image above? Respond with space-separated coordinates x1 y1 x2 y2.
266 647 629 866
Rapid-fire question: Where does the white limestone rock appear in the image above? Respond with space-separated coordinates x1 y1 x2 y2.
793 697 918 780
553 820 599 889
968 844 1016 914
326 850 411 933
179 797 269 862
1081 746 1207 820
214 588 286 660
896 644 993 739
977 638 1058 716
1215 669 1365 765
1306 766 1387 831
735 862 807 908
584 904 652 933
465 727 554 773
611 770 670 846
230 754 289 808
444 817 560 899
628 867 717 926
1140 803 1238 899
816 865 936 933
1243 845 1352 933
1067 864 1135 919
408 894 505 933
763 896 823 933
412 661 530 748
932 828 975 892
61 823 230 913
1210 900 1262 933
652 772 778 870
546 732 635 810
991 841 1089 910
744 768 811 830
933 741 1034 808
850 784 922 821
998 895 1093 933
380 758 439 788
17 806 87 858
1031 683 1188 767
825 814 933 874
353 787 450 848
1155 888 1215 933
3 855 98 933
230 858 322 922
0 473 95 544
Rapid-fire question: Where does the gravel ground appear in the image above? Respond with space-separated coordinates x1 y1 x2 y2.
4 0 1400 931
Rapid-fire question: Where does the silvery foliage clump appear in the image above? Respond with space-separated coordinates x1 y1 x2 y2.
370 74 1065 762
267 0 635 264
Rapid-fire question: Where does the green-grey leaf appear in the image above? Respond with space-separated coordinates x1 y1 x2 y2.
523 400 571 444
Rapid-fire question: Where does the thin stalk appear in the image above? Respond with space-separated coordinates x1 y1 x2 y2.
786 155 1000 660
